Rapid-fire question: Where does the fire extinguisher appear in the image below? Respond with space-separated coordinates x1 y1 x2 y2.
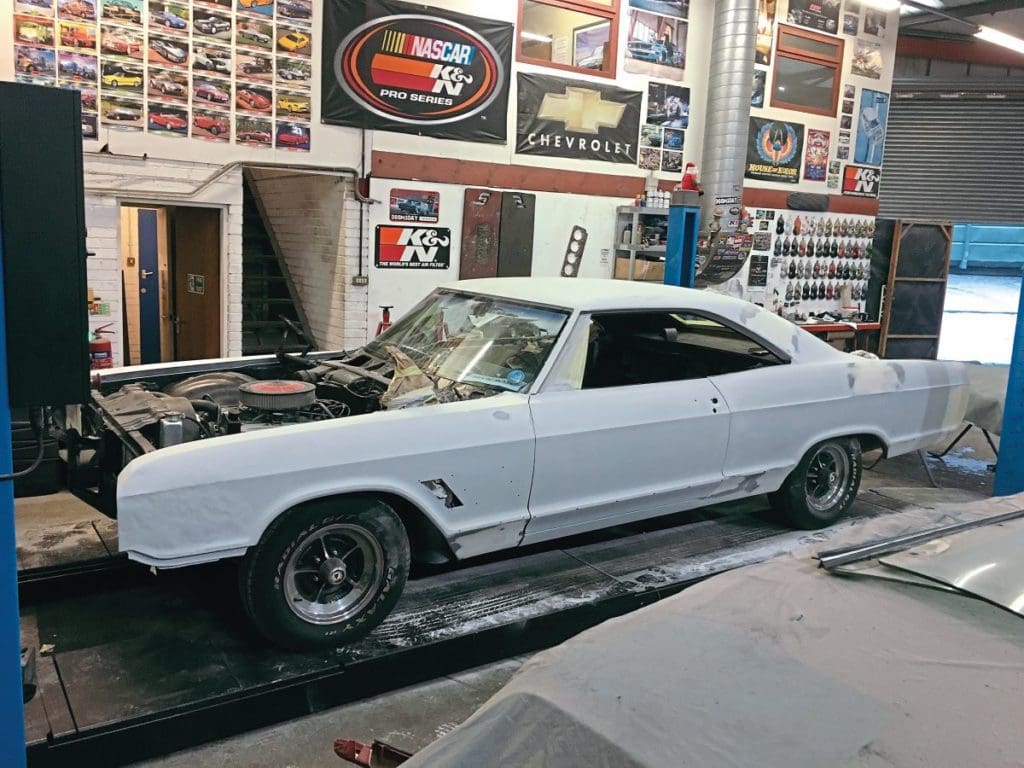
89 323 114 369
375 305 393 337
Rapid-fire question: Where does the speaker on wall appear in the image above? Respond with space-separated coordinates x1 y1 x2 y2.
0 83 90 407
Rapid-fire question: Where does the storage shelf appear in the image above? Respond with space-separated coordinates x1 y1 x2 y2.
617 206 669 215
616 244 666 252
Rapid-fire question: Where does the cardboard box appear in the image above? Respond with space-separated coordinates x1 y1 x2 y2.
615 256 665 282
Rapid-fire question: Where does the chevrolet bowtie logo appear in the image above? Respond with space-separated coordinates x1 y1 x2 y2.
538 87 625 134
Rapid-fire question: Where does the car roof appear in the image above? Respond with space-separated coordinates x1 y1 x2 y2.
441 277 842 363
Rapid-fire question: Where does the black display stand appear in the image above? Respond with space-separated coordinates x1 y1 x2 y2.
878 221 952 359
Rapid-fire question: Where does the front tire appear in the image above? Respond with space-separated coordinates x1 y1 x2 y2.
769 437 861 529
239 497 410 650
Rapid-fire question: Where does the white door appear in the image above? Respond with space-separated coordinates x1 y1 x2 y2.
523 311 731 544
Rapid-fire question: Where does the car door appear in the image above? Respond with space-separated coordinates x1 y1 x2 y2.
524 311 730 545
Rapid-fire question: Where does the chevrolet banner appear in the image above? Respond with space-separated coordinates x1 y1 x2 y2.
322 0 513 143
516 73 642 164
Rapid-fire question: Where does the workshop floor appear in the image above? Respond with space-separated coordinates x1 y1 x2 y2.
16 426 999 767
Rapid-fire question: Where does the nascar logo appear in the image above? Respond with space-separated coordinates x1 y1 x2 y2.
376 226 452 269
335 14 503 125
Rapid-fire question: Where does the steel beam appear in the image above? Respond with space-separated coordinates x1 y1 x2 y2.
900 0 1024 28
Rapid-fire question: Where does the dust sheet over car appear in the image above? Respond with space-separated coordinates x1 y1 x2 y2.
402 497 1024 768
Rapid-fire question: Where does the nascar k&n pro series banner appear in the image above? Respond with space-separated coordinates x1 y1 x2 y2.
323 0 513 143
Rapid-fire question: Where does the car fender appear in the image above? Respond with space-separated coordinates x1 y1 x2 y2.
116 392 536 567
711 357 968 491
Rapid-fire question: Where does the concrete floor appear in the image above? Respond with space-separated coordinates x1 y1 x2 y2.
15 426 1001 767
133 657 530 768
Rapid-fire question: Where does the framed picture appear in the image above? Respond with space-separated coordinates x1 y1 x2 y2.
573 20 610 70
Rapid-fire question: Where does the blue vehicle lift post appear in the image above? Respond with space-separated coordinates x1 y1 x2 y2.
0 208 26 766
664 190 701 287
994 282 1024 496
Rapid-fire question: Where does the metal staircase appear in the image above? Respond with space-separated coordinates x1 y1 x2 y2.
241 173 312 355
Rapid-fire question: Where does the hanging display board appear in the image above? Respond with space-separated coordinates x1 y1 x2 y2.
695 233 754 286
322 0 513 143
879 221 952 359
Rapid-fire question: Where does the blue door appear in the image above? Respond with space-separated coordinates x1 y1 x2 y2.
137 209 161 364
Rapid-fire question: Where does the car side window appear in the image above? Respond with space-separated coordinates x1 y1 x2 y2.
581 311 784 389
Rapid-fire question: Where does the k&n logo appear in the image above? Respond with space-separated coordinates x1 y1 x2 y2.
842 165 880 198
376 226 452 269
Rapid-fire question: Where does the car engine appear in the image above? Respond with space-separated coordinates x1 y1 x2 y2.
97 360 393 450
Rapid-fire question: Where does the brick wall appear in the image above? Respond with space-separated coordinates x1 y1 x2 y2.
82 154 244 366
248 170 368 351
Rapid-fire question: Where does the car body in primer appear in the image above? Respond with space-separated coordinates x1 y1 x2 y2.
106 278 969 569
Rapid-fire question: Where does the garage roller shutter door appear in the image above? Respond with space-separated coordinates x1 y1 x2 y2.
878 96 1024 224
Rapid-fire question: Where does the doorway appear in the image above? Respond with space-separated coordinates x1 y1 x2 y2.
121 204 222 364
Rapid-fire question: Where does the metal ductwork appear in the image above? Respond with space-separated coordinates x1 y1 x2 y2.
700 0 758 231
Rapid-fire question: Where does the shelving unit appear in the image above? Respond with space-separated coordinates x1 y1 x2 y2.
613 206 669 282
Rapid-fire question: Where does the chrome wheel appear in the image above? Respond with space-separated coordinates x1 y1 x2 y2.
805 444 850 513
283 523 384 625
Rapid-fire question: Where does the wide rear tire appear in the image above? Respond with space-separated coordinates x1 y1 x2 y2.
769 437 862 529
239 497 410 650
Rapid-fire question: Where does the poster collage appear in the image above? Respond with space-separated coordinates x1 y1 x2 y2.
622 0 691 174
12 0 313 150
749 0 890 195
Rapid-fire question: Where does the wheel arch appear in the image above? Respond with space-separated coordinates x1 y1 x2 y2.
265 490 456 567
796 429 888 466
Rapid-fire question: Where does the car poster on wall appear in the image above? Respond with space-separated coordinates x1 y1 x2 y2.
639 80 688 172
375 225 452 269
803 128 829 181
754 0 775 64
389 188 440 224
850 38 883 79
787 0 840 34
9 0 313 149
854 88 888 166
745 117 804 184
624 0 688 79
516 72 642 165
322 0 513 144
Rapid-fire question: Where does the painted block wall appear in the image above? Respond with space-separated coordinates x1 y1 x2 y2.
951 224 1024 271
248 170 367 351
748 0 901 195
364 177 630 341
83 156 244 366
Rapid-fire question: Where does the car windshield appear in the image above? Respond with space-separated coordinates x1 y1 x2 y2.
364 290 569 392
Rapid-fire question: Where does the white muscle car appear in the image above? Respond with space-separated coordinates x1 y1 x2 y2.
68 278 969 649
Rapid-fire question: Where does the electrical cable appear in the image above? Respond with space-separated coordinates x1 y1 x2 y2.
0 407 45 482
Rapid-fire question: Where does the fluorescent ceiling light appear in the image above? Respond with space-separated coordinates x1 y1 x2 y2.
975 25 1024 55
521 31 553 43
